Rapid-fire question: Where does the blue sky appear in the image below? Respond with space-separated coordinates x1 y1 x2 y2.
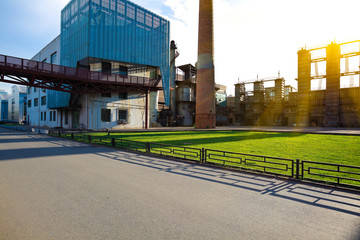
1 0 360 94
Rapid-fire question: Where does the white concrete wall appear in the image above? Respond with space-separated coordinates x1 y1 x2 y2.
31 35 61 64
28 35 61 127
27 88 46 126
80 91 147 130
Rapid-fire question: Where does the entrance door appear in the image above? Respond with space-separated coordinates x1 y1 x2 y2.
73 110 80 128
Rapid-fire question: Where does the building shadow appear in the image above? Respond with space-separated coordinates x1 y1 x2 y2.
105 130 302 146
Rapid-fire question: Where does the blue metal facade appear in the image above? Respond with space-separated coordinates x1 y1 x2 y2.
47 91 71 109
1 100 8 121
60 0 170 104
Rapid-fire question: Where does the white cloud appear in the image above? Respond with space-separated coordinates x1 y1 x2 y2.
163 0 199 66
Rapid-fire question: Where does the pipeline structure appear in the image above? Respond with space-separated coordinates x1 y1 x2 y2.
233 40 360 127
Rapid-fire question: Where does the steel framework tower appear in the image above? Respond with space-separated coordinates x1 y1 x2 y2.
195 0 216 129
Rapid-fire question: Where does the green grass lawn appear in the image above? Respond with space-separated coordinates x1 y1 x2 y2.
91 131 360 166
59 130 360 187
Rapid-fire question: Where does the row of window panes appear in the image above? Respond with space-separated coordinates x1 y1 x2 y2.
40 111 56 122
28 87 46 94
90 0 160 28
40 52 57 64
27 96 46 108
101 92 128 99
101 109 127 122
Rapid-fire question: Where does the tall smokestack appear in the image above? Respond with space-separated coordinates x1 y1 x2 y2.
195 0 216 129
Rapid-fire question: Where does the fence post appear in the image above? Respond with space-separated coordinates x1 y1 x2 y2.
88 135 92 142
296 159 300 179
201 148 205 164
58 131 61 137
71 133 74 139
111 138 115 147
146 142 151 153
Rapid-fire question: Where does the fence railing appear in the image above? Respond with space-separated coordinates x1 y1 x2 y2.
302 161 360 188
205 149 294 177
47 130 360 190
149 142 202 162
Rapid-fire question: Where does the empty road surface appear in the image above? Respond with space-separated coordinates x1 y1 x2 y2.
0 128 359 240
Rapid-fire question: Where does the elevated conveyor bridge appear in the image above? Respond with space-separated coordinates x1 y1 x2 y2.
0 54 161 94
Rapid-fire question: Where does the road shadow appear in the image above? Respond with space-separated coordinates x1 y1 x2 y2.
96 150 360 217
0 134 114 161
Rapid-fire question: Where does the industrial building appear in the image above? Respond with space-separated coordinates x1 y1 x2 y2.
175 64 196 126
26 0 170 130
0 86 27 123
233 77 294 126
159 63 226 127
156 62 227 127
233 40 360 127
0 89 9 121
295 40 360 127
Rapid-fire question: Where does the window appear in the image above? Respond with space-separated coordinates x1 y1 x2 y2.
119 92 128 99
101 93 111 98
80 0 86 8
41 96 46 105
27 100 31 108
110 0 115 10
34 87 37 92
127 4 135 19
34 98 38 107
117 1 125 15
153 17 160 28
50 52 57 64
118 110 127 122
44 112 47 121
102 62 111 73
101 109 111 122
102 0 109 8
50 111 52 121
145 13 152 27
41 112 43 121
53 111 56 122
65 110 69 125
137 9 144 24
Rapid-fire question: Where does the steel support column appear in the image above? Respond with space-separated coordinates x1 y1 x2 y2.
145 90 149 129
326 43 341 126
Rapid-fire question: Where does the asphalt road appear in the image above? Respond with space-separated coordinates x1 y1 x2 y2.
0 128 359 240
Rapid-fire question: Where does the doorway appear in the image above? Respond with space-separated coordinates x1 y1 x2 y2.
73 110 80 128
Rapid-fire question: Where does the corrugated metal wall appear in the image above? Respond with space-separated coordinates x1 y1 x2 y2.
60 0 170 104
